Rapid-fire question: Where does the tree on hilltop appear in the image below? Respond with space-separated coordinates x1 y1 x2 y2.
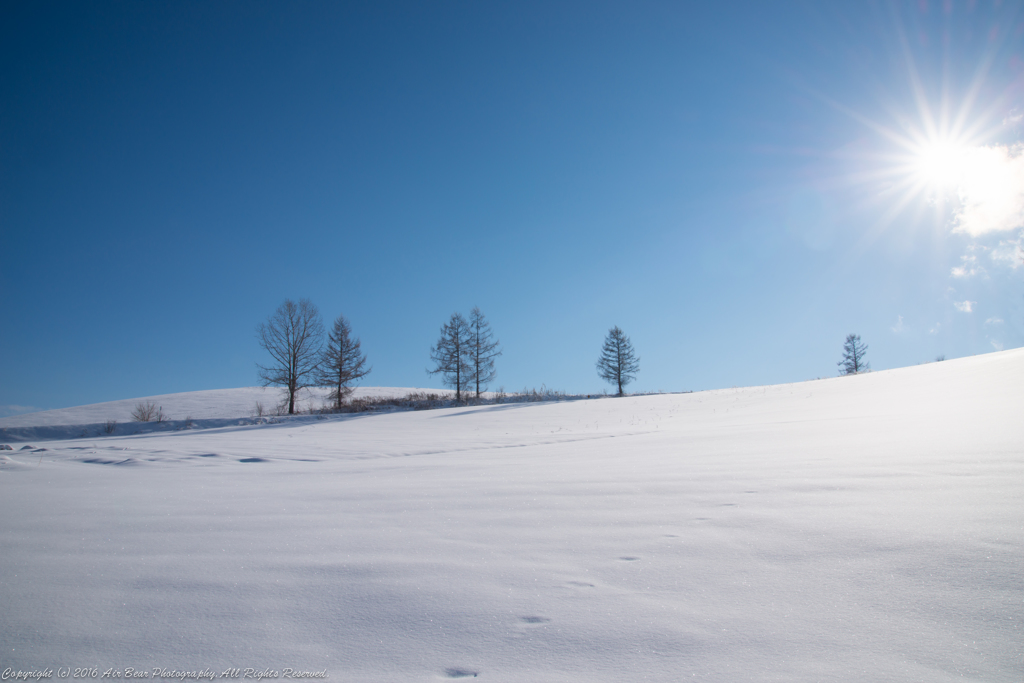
596 326 640 396
467 307 501 399
257 298 324 414
428 312 473 400
317 314 371 410
838 333 869 375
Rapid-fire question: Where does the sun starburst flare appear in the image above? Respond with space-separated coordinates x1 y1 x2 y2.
861 124 1024 239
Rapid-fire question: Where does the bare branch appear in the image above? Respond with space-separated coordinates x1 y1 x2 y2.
256 298 325 414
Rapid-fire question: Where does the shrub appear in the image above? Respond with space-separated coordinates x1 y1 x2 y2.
131 401 158 422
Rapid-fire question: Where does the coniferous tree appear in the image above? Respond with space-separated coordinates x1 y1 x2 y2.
256 299 325 414
428 312 473 400
317 314 371 409
467 306 502 399
838 333 869 375
596 326 640 396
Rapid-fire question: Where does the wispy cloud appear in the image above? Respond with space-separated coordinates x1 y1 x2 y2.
890 314 906 334
953 300 975 313
990 234 1024 268
990 339 1005 351
985 317 1004 325
951 253 982 278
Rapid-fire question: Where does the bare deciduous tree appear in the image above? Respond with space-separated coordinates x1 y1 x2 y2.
596 326 640 396
838 333 869 375
256 298 325 414
317 314 371 410
467 306 501 399
428 312 473 400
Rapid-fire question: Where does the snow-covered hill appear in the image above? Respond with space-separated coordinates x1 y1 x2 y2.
0 385 438 427
1 349 1022 681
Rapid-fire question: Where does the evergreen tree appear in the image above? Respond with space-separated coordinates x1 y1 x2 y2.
596 326 640 396
317 314 371 409
838 333 869 375
467 307 502 399
428 312 473 400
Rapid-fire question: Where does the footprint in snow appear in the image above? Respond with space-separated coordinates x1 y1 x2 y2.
239 457 268 463
619 556 640 561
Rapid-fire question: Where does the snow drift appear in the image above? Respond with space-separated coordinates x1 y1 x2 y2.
1 350 1021 681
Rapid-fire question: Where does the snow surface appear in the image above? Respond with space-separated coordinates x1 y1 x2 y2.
1 350 1022 681
0 386 436 427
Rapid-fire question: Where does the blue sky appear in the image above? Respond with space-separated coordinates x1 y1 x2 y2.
2 0 1023 414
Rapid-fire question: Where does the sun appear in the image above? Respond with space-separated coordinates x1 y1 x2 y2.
897 133 1023 235
911 139 970 192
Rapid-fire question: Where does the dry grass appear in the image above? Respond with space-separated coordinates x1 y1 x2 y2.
314 387 613 415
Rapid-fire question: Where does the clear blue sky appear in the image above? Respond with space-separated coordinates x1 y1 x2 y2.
2 1 1023 414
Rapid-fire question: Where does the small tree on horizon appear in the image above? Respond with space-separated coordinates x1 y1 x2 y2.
596 326 640 396
317 314 371 410
838 333 869 375
428 312 473 400
257 298 325 414
467 306 502 399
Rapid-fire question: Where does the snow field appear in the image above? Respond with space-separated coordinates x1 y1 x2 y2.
0 386 440 428
1 349 1022 681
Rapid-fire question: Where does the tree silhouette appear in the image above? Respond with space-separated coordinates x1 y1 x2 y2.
596 326 640 396
467 307 501 399
428 312 473 400
838 333 869 375
317 314 371 409
256 299 324 414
